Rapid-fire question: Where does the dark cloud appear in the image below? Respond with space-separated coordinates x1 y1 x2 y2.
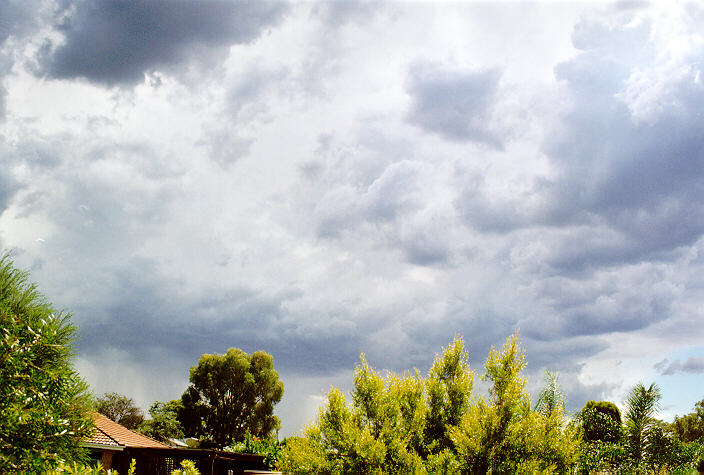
0 0 38 44
75 267 374 377
42 0 287 86
541 20 704 270
654 357 704 376
406 63 503 148
454 13 704 276
400 229 451 266
518 265 678 339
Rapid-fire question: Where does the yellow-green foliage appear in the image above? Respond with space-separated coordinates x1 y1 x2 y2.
450 335 578 473
46 461 115 474
170 459 199 475
280 335 578 474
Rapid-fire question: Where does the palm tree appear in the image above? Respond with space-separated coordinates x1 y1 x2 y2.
624 382 661 463
535 370 565 417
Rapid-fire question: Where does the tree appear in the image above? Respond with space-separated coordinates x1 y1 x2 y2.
671 397 704 443
450 335 578 473
280 335 579 474
535 370 565 417
179 348 284 448
424 337 473 457
579 400 622 443
95 392 144 430
280 337 473 473
0 254 93 472
624 382 661 463
138 400 184 442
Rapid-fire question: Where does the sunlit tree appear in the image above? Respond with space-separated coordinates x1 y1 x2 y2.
0 255 93 472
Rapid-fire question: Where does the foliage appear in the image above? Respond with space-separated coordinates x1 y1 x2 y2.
280 337 474 474
671 398 704 443
138 399 184 442
0 255 93 473
574 384 701 474
45 459 138 475
624 382 661 463
574 440 629 474
280 334 578 474
424 337 474 456
46 461 112 474
579 400 622 443
641 420 694 473
228 431 282 470
179 348 284 448
170 459 199 475
696 452 704 472
535 370 565 418
95 392 144 430
450 335 578 473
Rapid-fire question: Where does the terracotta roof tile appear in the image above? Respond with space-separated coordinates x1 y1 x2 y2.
85 424 122 447
89 412 169 449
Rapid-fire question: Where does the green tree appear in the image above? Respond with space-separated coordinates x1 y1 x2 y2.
95 392 144 430
280 337 473 473
579 400 622 443
138 400 184 442
0 254 93 472
535 370 565 417
281 335 579 474
179 348 284 448
624 382 661 464
450 335 578 473
424 337 473 457
671 398 704 443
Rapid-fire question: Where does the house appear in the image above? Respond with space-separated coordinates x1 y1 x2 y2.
83 413 268 474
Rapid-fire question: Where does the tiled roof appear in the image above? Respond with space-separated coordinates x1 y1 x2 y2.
85 423 122 448
87 412 169 449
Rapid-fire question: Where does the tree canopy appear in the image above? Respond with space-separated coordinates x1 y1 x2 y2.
179 348 284 448
671 398 704 443
95 392 144 430
579 400 622 443
138 400 184 442
0 255 92 472
280 335 578 473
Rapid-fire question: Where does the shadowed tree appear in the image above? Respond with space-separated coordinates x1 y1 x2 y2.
179 348 283 448
95 392 144 430
579 400 622 443
138 400 184 442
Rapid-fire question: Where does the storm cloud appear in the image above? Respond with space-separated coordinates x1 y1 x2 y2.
42 0 287 85
3 1 704 434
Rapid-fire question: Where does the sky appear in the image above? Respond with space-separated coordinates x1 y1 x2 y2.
2 0 704 436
